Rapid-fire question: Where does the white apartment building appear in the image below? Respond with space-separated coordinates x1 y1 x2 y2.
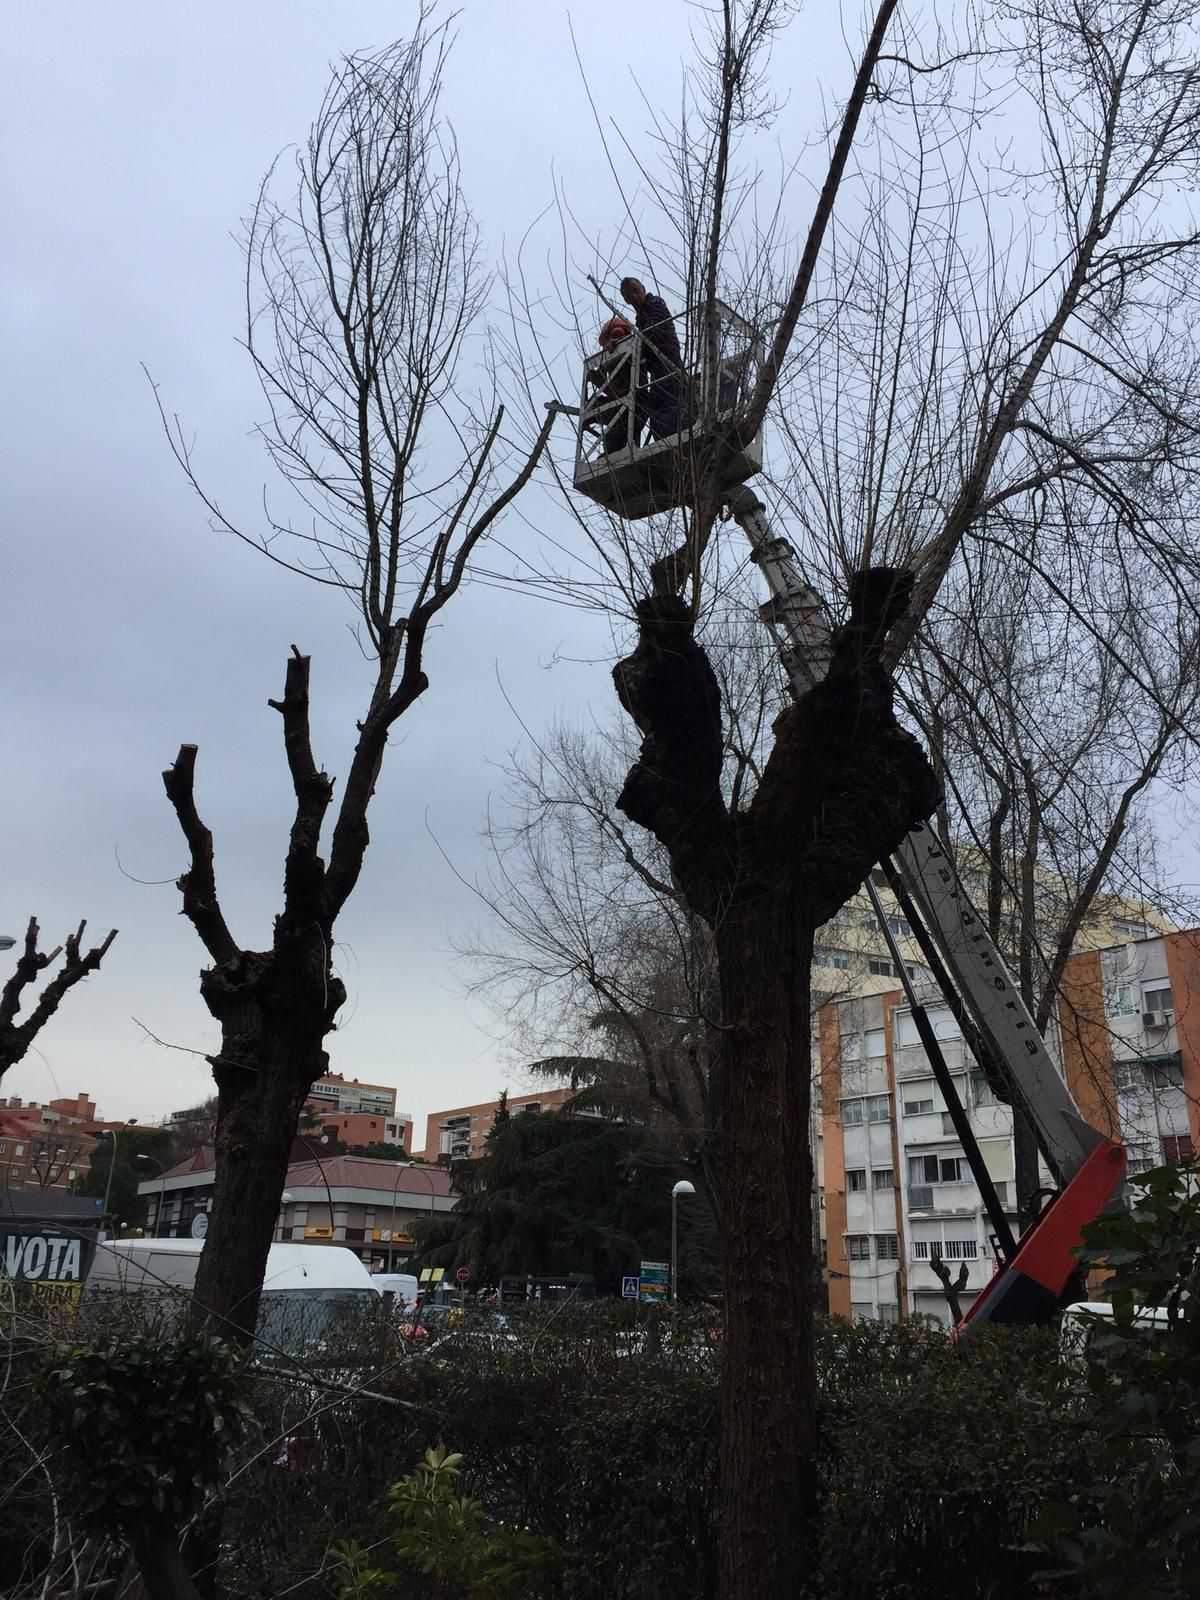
819 926 1200 1326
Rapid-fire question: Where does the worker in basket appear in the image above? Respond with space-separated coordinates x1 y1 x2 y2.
619 276 682 439
588 314 644 454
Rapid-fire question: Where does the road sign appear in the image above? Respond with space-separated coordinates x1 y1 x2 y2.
638 1260 669 1302
456 1266 471 1283
190 1213 208 1240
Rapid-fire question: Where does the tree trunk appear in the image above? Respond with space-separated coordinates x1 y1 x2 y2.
130 1523 202 1600
191 940 340 1342
716 894 817 1598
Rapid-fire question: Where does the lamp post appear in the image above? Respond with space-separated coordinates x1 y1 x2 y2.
277 1190 294 1243
671 1180 696 1302
0 935 16 951
135 1153 166 1237
98 1119 137 1235
391 1162 437 1268
295 1134 337 1240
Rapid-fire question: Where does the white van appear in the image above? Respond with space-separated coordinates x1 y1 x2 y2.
85 1239 382 1349
371 1272 419 1307
1059 1299 1171 1364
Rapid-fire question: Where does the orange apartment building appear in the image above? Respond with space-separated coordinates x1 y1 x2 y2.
818 926 1199 1327
422 1089 574 1162
302 1072 413 1154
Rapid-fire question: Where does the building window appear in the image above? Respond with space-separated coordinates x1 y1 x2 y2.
873 1169 894 1191
841 1099 864 1126
878 1301 899 1323
816 946 852 971
847 1235 872 1261
1163 1134 1194 1164
865 1029 886 1058
1113 920 1152 941
1104 983 1135 1017
912 1238 978 1261
1115 1059 1142 1091
1142 986 1173 1015
969 1070 998 1109
865 1095 891 1124
874 1233 899 1260
851 1302 875 1322
903 1083 936 1115
908 1153 966 1186
1146 1054 1183 1087
818 1187 826 1210
846 1169 867 1192
1126 1141 1158 1175
887 915 913 939
868 957 898 978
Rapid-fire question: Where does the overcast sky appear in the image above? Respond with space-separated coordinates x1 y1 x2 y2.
0 2 862 1130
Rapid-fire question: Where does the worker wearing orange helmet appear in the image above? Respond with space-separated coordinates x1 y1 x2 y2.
589 313 645 453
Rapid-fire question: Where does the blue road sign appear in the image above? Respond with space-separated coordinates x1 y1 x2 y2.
621 1274 640 1299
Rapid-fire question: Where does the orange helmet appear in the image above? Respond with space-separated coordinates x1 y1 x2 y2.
598 315 633 348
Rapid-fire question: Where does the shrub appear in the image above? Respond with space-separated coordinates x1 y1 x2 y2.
1029 1163 1200 1598
38 1324 251 1539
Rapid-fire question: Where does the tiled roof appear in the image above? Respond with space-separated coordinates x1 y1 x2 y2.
284 1154 454 1196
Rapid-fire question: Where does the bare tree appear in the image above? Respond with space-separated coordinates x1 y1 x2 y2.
497 2 1200 1592
27 1132 90 1192
929 1246 969 1324
159 18 558 1342
0 917 116 1082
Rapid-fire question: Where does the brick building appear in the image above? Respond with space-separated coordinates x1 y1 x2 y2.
0 1093 104 1196
421 1089 574 1163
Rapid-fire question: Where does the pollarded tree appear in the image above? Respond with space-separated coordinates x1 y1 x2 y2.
159 17 559 1341
0 917 116 1083
506 3 1200 1592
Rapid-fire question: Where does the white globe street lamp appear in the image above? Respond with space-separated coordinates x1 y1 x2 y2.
671 1179 696 1301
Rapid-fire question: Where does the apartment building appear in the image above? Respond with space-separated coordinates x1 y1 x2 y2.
422 1089 574 1163
0 1093 104 1196
1057 926 1199 1168
311 1110 414 1154
819 926 1199 1326
305 1072 400 1117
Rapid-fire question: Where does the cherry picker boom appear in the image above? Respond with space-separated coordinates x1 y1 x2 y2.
724 483 1127 1330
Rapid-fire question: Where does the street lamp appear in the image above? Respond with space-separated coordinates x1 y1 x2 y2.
671 1180 696 1302
97 1119 137 1234
277 1190 294 1243
391 1162 437 1268
135 1153 166 1237
295 1134 337 1239
0 935 16 951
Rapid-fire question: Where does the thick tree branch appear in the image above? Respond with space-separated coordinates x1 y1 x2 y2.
613 596 739 925
267 648 335 921
0 916 118 1079
162 746 240 965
